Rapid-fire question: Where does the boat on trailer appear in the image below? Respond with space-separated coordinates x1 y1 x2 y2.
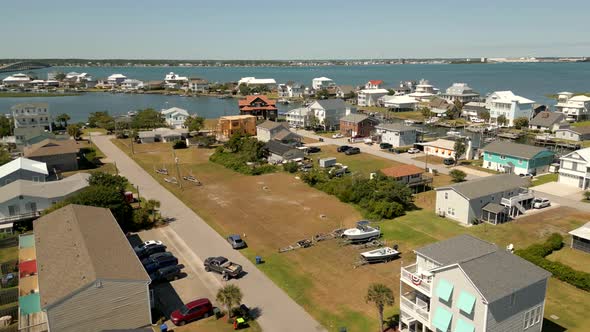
360 246 400 263
342 221 381 242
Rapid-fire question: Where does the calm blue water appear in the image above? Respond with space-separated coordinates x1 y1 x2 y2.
2 63 590 122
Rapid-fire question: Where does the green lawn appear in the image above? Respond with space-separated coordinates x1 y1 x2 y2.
312 145 401 176
546 246 590 274
532 173 559 186
0 236 18 263
572 120 590 127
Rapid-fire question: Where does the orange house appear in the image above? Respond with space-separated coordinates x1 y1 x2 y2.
216 115 257 141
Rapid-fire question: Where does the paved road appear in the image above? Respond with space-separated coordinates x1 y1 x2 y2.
294 129 479 179
294 129 590 212
92 135 325 332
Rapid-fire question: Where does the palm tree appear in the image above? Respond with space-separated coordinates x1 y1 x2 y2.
366 283 394 332
56 113 71 128
216 284 243 320
145 199 161 222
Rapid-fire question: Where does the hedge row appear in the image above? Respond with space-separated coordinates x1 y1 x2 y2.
515 233 590 292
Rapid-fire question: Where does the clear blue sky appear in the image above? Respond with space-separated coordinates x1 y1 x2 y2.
3 0 589 59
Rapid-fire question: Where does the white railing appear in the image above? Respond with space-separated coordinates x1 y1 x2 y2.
401 263 432 294
501 189 535 207
401 295 430 322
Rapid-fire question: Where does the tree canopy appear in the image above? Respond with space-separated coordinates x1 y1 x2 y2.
514 117 529 129
0 116 13 137
216 284 243 319
450 169 467 182
88 172 129 192
453 138 467 165
88 111 115 131
131 108 165 129
185 116 205 132
366 283 394 332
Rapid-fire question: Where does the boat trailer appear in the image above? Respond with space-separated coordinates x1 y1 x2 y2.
183 175 202 185
278 228 346 253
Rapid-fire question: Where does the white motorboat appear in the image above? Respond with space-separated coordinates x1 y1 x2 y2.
360 247 400 262
404 119 416 125
446 130 461 136
342 221 381 242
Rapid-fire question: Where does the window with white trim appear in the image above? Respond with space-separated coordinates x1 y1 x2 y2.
524 304 542 329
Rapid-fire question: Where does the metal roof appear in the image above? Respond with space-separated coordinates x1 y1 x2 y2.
569 222 590 240
0 157 48 178
0 173 89 203
435 174 529 200
375 123 415 132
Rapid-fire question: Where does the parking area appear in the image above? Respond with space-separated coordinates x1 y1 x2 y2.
130 227 224 327
533 181 583 200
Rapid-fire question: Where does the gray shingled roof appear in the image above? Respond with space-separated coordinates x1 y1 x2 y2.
340 113 368 124
257 120 286 130
529 111 565 128
436 174 529 200
314 99 347 109
416 235 551 302
459 250 551 302
375 123 415 132
482 202 506 214
482 141 551 160
415 234 497 266
562 125 590 135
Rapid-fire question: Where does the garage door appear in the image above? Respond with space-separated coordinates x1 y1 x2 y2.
558 174 581 188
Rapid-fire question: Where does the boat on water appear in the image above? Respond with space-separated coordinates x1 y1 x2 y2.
404 119 416 125
277 98 291 105
360 247 400 262
446 130 461 136
342 221 381 242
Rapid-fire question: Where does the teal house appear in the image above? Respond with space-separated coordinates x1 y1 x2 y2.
482 141 554 175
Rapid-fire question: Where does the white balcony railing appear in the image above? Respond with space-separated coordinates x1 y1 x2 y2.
400 295 430 322
401 263 433 295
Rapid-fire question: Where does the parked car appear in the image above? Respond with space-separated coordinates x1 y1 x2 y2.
136 244 167 259
337 145 352 153
307 146 321 153
299 163 314 172
332 133 344 139
149 265 182 283
170 298 213 326
141 251 174 266
520 173 534 178
379 143 392 150
204 256 243 280
133 240 163 252
533 198 550 209
443 158 455 166
144 255 179 273
345 147 361 155
407 148 420 154
227 234 247 249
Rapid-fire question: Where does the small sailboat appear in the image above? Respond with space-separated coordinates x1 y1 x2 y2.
360 247 400 263
342 221 381 242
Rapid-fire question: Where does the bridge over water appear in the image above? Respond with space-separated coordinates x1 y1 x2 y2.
0 61 51 73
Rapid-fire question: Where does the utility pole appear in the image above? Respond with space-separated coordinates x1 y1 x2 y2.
173 150 182 189
131 136 135 155
136 185 141 208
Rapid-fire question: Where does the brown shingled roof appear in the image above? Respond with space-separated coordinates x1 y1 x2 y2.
34 205 149 308
24 138 80 158
380 164 424 178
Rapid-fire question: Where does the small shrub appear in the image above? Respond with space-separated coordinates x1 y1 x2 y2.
449 169 467 182
172 140 187 149
283 162 299 173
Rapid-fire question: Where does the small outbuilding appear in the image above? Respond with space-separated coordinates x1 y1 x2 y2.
569 222 590 253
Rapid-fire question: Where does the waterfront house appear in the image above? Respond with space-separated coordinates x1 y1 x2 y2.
145 80 165 90
440 83 480 104
285 107 312 128
2 73 31 87
264 140 304 164
435 174 532 225
528 111 566 132
308 99 354 130
339 113 378 137
238 77 277 90
188 78 209 93
364 80 384 89
336 85 355 99
138 131 157 144
394 80 417 95
256 121 301 143
555 125 590 141
24 138 81 173
486 91 535 126
380 164 432 192
216 115 257 141
161 107 190 128
461 102 489 121
312 77 335 90
137 128 188 143
238 95 278 120
481 141 554 175
420 139 458 159
11 103 52 131
0 173 89 231
0 157 48 186
428 97 457 117
277 82 304 98
28 204 152 332
379 95 418 112
375 123 417 147
555 92 590 121
164 72 188 89
569 222 590 253
357 88 389 107
557 147 590 189
400 234 550 332
120 79 144 90
107 73 127 85
408 79 438 101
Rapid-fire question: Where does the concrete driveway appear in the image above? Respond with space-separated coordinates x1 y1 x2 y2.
534 182 583 200
92 134 325 332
